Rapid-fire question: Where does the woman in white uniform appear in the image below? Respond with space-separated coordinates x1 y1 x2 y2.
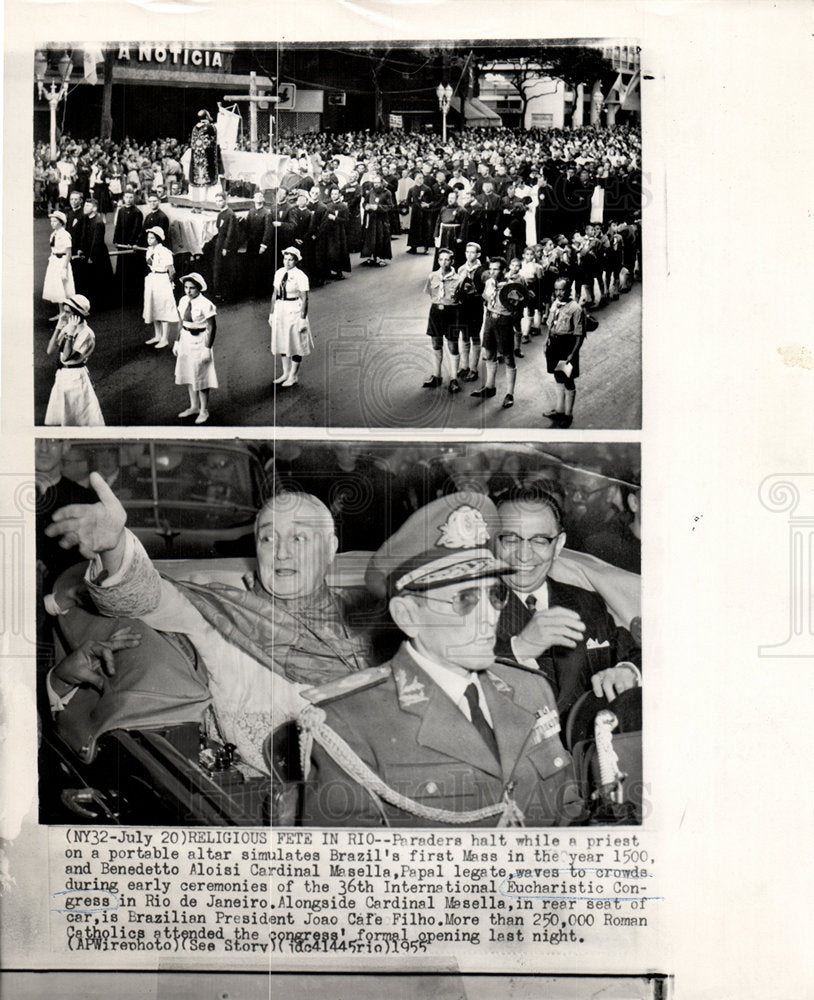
42 212 76 309
174 272 217 424
142 226 176 349
268 246 313 387
44 294 105 426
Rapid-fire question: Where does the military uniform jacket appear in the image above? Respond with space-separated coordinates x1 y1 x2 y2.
300 642 580 828
495 581 641 718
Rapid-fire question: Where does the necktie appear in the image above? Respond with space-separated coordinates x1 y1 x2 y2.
464 681 499 761
183 300 193 323
524 592 557 689
280 272 288 299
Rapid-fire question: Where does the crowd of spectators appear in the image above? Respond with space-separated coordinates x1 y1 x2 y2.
35 122 641 304
36 123 641 424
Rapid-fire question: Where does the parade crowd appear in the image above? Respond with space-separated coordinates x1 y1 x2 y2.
37 124 641 426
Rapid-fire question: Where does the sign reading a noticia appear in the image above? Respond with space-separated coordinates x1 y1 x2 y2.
116 44 229 69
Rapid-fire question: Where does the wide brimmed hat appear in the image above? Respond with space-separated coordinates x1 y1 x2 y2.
62 294 91 317
180 272 207 292
50 211 67 225
145 226 165 242
366 492 514 599
281 246 302 261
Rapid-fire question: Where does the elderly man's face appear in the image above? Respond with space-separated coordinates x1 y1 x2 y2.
255 496 338 600
393 579 507 672
494 501 566 593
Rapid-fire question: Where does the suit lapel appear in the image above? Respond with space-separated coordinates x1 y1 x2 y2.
500 589 532 642
545 579 594 710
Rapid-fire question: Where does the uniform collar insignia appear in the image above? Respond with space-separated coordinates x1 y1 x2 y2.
486 670 513 696
395 668 428 706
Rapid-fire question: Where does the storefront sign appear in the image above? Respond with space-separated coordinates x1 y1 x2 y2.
116 45 230 70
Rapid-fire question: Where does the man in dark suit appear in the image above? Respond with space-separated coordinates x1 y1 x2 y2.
75 198 113 306
300 492 584 828
266 187 294 269
112 187 145 304
36 439 97 603
65 190 86 252
244 191 273 297
211 190 241 302
492 487 640 720
142 193 171 252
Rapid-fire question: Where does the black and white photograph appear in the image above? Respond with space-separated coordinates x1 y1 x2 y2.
36 438 641 828
9 0 814 993
32 41 642 430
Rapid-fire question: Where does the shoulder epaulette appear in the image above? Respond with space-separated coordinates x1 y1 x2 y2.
494 655 547 676
305 665 390 705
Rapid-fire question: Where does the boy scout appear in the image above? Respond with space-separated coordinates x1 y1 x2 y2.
299 493 583 827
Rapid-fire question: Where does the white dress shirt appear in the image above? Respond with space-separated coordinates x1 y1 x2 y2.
405 641 494 727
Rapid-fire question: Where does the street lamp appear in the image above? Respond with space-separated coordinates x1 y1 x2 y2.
34 49 73 160
436 83 453 143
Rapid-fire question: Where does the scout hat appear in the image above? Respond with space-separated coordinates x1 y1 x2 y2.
366 492 513 599
282 246 302 261
145 226 166 242
180 272 207 292
50 211 67 225
62 294 91 317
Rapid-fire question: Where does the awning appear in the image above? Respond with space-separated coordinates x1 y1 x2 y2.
451 95 502 128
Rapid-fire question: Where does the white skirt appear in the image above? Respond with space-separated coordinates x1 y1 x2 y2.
143 272 177 323
43 257 76 304
174 328 218 390
269 300 314 357
44 367 105 426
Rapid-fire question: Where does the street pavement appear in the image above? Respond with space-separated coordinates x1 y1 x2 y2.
34 215 641 430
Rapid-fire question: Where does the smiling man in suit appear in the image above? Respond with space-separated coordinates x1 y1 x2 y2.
492 486 640 720
300 492 584 828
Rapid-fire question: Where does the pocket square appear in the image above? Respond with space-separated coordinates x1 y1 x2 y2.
586 638 610 650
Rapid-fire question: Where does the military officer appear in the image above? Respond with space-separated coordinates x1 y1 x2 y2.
299 492 584 828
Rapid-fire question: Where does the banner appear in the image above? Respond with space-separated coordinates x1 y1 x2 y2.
216 106 241 153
